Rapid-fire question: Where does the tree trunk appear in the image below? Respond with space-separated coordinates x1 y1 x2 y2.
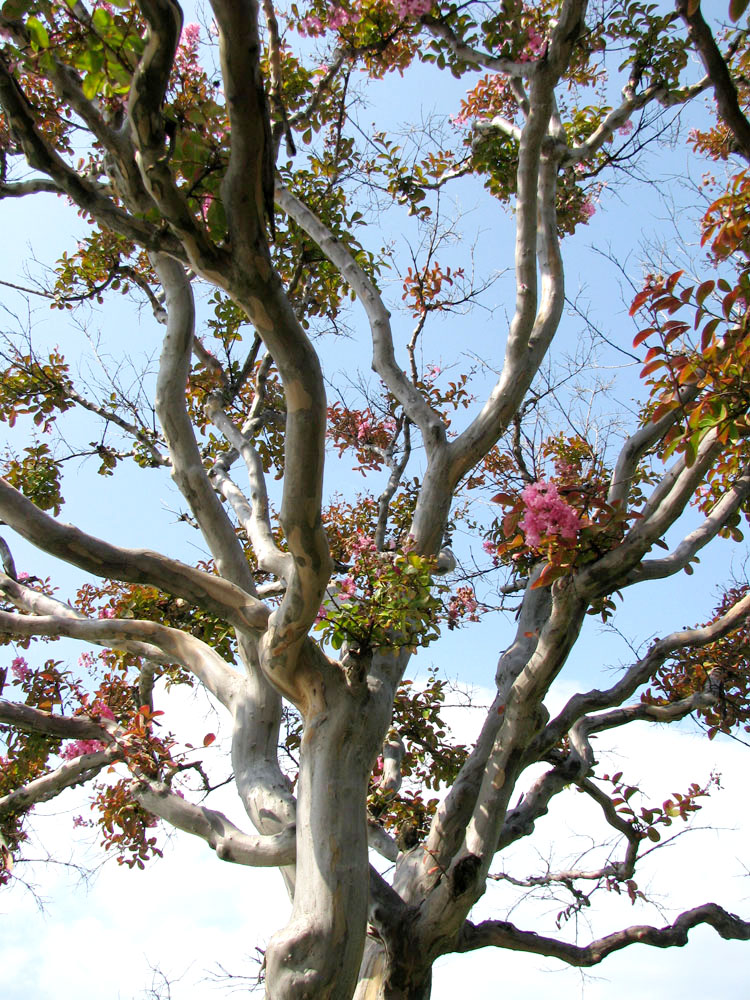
265 651 395 1000
353 932 432 1000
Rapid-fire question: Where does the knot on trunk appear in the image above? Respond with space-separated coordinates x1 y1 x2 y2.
450 853 482 898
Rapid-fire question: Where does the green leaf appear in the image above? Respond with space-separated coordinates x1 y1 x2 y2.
729 0 750 22
26 15 50 49
92 6 114 31
82 70 106 100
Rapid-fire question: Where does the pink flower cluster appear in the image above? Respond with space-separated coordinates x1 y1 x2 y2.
522 26 545 60
180 22 201 49
519 480 581 548
357 414 373 442
392 0 432 17
176 22 201 74
299 13 324 36
580 198 596 220
446 586 480 629
329 5 358 29
60 739 106 761
350 532 377 558
10 656 30 682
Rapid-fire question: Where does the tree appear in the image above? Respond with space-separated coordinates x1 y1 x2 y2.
1 0 750 997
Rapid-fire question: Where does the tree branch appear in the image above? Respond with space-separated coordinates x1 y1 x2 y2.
0 478 269 633
632 461 750 581
274 183 447 449
538 586 750 753
0 746 121 817
0 698 112 743
152 253 258 593
0 55 180 255
129 0 225 267
677 0 750 163
0 611 241 709
210 0 274 249
133 777 296 866
607 386 699 509
457 904 750 964
206 387 293 581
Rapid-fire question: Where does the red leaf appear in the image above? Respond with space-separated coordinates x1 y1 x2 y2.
203 732 216 746
632 326 656 348
629 289 652 316
695 279 715 307
640 358 666 377
665 269 684 293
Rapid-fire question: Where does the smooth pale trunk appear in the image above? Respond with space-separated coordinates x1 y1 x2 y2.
265 674 389 1000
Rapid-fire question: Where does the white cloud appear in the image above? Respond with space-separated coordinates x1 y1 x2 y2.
2 682 748 999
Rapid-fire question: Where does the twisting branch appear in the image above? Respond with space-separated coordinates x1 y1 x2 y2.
0 178 61 197
573 776 640 875
129 0 225 268
0 478 270 633
572 691 719 757
457 904 750 964
262 0 296 157
425 577 552 870
0 611 241 709
206 396 293 582
632 460 750 581
497 755 585 853
152 253 258 593
0 54 180 255
422 16 536 78
538 587 750 754
0 9 152 212
607 385 699 508
132 778 296 866
287 45 350 130
563 78 709 166
0 699 113 743
0 571 169 663
275 183 447 449
0 746 122 818
409 29 572 553
210 0 275 248
579 429 725 596
374 420 412 551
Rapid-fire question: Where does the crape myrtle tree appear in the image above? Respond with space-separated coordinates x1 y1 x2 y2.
2 0 750 996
